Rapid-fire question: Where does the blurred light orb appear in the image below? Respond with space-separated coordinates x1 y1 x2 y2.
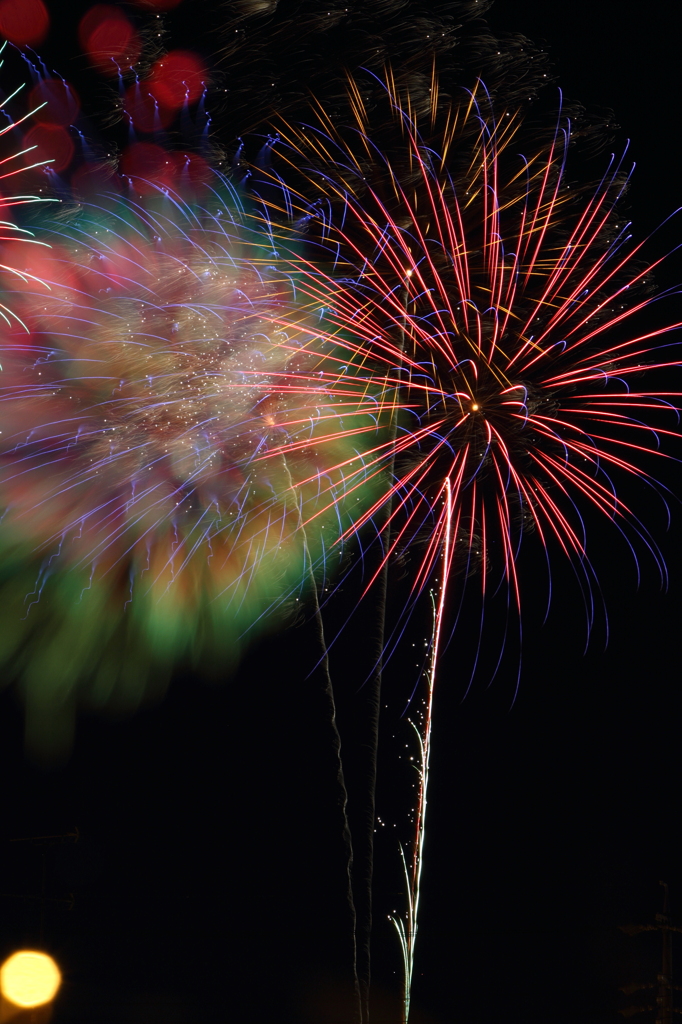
29 78 80 127
0 0 49 46
148 50 206 109
24 123 75 173
79 5 142 75
0 951 61 1008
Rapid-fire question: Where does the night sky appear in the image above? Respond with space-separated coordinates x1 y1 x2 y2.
0 2 681 1022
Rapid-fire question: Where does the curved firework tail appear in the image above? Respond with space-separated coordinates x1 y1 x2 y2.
242 75 682 1020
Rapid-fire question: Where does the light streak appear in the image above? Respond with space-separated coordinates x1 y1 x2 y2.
391 477 453 1024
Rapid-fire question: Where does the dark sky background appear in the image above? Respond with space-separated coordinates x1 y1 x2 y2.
0 1 681 1022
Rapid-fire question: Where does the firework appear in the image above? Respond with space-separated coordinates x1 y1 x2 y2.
1 23 679 1014
0 161 381 757
251 78 682 1019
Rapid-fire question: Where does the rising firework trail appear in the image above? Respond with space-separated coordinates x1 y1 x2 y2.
249 74 682 1019
390 475 453 1024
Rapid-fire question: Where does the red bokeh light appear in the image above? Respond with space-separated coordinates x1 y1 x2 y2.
0 0 49 46
29 80 80 128
79 5 141 75
180 152 211 187
119 142 172 190
119 144 210 193
123 85 175 133
148 51 205 110
70 160 119 196
24 125 75 174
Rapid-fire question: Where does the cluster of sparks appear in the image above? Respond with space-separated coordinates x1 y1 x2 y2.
273 84 680 627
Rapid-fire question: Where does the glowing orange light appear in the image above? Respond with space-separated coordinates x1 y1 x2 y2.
0 951 61 1008
471 403 480 411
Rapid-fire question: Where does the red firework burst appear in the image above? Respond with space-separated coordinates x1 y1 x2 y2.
261 80 681 639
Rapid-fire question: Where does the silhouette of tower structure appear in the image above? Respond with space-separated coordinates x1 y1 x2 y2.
620 882 682 1023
